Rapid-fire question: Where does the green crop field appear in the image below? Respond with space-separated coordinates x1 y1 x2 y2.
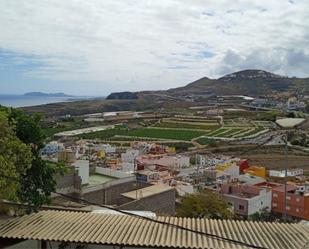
196 137 213 145
126 128 207 141
215 128 243 137
154 121 219 130
237 127 265 137
205 128 230 136
78 128 129 139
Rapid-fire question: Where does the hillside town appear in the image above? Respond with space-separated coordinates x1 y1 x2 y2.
39 135 309 221
2 1 309 248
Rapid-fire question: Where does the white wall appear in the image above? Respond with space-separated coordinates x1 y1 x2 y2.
269 169 304 177
121 149 140 163
247 189 272 216
95 144 116 153
73 160 89 185
95 166 133 178
223 164 239 180
177 156 190 169
121 162 135 173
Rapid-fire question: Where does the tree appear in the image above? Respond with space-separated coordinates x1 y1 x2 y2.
1 107 65 209
249 208 281 222
176 190 233 219
0 111 32 210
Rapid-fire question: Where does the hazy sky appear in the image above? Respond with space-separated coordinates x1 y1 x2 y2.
1 0 309 95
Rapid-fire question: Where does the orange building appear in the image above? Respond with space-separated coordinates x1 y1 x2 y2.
243 166 266 178
272 184 309 220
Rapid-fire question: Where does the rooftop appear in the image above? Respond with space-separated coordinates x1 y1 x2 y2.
0 210 308 249
273 184 298 193
86 174 116 187
276 118 305 128
122 184 174 200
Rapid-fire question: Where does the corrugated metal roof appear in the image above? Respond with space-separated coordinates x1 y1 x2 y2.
0 210 308 249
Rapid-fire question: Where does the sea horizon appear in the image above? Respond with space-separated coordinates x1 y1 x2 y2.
0 94 102 108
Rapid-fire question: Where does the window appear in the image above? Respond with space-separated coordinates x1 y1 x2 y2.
239 205 245 210
273 202 277 207
286 196 291 200
296 198 300 202
296 208 299 213
286 206 290 210
273 193 278 198
261 201 263 206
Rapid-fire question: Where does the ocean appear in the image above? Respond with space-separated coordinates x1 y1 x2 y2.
0 95 92 108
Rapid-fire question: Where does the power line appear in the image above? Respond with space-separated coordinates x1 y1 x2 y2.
54 191 270 249
0 174 267 249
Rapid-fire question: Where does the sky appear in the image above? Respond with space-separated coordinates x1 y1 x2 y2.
0 0 309 96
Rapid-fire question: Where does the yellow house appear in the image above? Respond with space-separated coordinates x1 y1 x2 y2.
97 150 106 158
166 146 176 154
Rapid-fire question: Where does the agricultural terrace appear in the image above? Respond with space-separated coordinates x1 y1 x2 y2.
154 118 219 130
126 128 207 141
74 115 270 146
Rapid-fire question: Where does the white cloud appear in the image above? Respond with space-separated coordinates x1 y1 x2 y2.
0 0 309 94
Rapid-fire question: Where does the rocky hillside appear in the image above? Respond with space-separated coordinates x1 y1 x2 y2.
23 69 309 116
166 70 309 96
106 91 138 100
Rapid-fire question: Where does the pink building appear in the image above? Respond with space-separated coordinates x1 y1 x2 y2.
219 183 272 216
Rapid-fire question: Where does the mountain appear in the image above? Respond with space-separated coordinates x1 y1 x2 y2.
165 70 309 96
106 91 138 100
24 92 72 97
23 69 309 116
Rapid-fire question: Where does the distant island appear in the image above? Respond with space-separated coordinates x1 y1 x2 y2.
24 92 72 97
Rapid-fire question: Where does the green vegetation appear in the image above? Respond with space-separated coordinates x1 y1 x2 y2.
43 127 72 137
215 128 243 137
206 128 230 136
106 136 157 141
249 208 283 222
221 129 246 137
195 137 212 145
126 128 207 141
236 126 265 137
79 128 129 140
177 191 233 219
154 121 219 130
79 127 206 141
0 111 32 209
168 118 219 123
0 107 65 212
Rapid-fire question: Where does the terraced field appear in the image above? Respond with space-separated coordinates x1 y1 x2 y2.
76 116 269 147
154 121 218 130
126 128 207 141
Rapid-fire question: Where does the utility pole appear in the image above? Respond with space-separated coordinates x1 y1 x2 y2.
134 158 138 200
196 154 200 186
283 132 288 221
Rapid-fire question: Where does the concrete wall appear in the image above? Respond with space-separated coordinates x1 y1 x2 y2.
73 160 89 185
55 171 81 195
222 195 248 216
247 189 272 215
96 166 132 178
118 189 176 215
82 180 149 206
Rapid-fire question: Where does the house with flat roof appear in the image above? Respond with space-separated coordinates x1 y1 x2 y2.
272 184 309 220
219 183 272 216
